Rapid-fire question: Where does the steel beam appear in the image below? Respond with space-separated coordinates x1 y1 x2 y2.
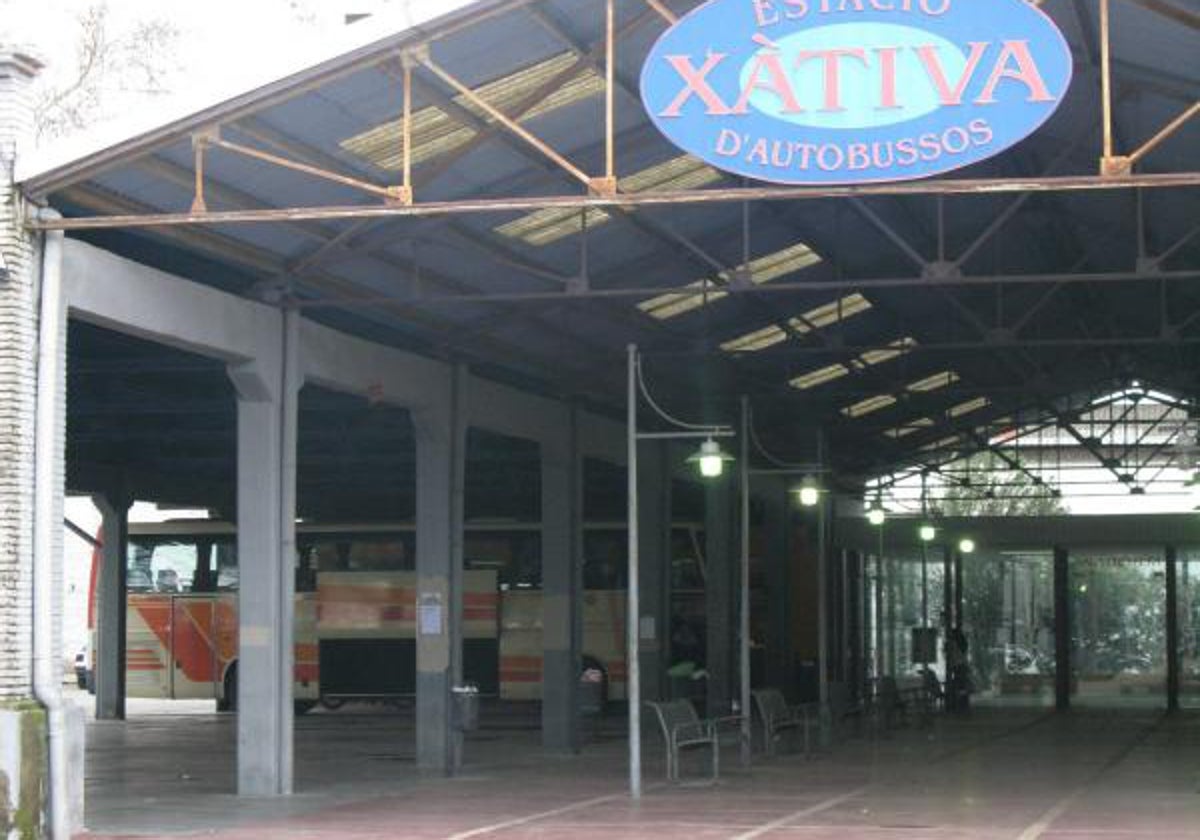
30 173 1200 232
272 268 1200 308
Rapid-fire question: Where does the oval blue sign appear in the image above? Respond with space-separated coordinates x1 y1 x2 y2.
640 0 1074 184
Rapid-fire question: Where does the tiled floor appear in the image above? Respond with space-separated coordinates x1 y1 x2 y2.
78 699 1200 839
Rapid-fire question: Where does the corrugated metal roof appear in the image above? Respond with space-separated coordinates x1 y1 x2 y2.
28 0 1200 488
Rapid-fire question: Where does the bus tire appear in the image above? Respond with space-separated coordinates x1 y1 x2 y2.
320 696 345 710
294 700 317 715
218 664 237 713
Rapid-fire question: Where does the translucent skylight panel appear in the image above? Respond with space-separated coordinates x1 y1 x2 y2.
792 293 872 331
856 336 917 367
842 394 897 418
907 371 960 393
495 155 721 246
638 281 728 320
885 418 934 438
789 363 851 390
789 335 915 391
742 243 821 283
948 397 990 418
722 294 871 353
639 242 820 321
921 435 962 452
494 207 611 247
720 324 789 353
619 155 722 193
341 53 603 170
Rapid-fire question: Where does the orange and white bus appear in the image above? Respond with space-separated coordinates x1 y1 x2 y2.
88 520 708 710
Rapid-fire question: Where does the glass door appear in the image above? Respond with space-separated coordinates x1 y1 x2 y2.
1070 551 1166 708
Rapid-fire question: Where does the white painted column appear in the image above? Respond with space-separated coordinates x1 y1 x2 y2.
541 403 581 752
92 492 131 721
413 364 467 774
227 309 298 796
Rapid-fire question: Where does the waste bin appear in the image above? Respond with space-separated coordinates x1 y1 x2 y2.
579 666 606 715
452 684 480 731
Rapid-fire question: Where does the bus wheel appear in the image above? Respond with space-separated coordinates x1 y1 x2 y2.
218 665 238 713
294 700 317 716
320 696 345 710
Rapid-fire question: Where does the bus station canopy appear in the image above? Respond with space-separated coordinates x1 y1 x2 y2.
22 0 1200 509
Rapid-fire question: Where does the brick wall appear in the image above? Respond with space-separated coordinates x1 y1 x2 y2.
0 50 44 699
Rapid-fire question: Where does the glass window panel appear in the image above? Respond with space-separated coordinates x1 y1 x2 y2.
126 539 197 593
1070 551 1166 708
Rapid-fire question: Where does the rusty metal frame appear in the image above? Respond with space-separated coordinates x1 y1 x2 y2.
1097 0 1200 175
204 133 408 203
27 171 1200 232
643 0 678 24
25 0 1200 233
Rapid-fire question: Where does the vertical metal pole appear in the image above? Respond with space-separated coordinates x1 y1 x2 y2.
403 60 413 195
885 548 896 676
1166 545 1179 713
1100 0 1115 161
921 544 929 628
1054 546 1071 711
942 546 953 631
626 344 641 799
954 549 964 633
875 528 884 680
605 0 616 182
816 434 829 708
739 397 751 765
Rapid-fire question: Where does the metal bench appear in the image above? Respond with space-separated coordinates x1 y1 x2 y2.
646 699 719 782
875 676 932 731
827 681 865 739
752 689 817 757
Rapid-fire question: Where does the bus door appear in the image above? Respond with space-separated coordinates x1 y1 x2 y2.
126 592 171 698
170 596 221 699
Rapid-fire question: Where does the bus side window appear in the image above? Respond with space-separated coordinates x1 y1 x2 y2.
127 539 196 593
214 540 239 590
193 540 215 593
295 543 317 593
582 530 626 590
127 542 155 592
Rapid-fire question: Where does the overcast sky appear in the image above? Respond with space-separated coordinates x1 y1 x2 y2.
4 0 471 167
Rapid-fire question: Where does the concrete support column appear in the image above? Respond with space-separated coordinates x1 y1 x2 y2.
227 309 299 797
1053 546 1070 712
541 404 581 753
413 364 467 775
92 492 131 720
762 482 791 693
705 477 735 714
637 442 670 702
1166 545 1179 713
